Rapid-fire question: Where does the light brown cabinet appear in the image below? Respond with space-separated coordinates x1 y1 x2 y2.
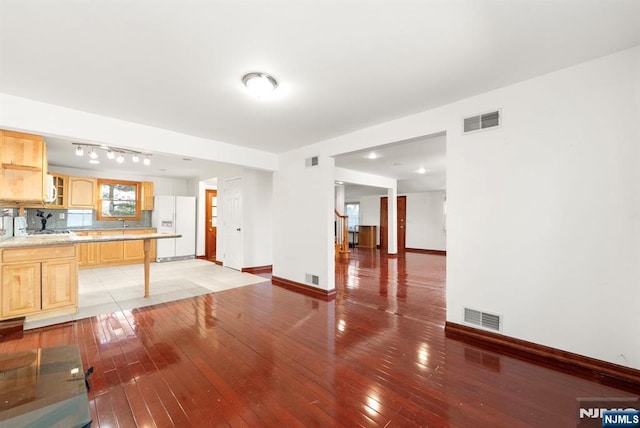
0 244 77 320
76 228 156 268
68 176 97 209
0 130 47 203
45 173 67 208
75 231 100 267
1 262 41 318
358 225 377 248
99 231 124 264
141 181 154 210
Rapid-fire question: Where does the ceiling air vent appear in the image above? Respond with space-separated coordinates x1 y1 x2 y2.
305 156 319 167
463 110 501 133
464 307 502 332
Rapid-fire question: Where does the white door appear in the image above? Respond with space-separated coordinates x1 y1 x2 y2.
223 178 242 270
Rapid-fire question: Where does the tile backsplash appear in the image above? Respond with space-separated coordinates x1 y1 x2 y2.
24 208 152 231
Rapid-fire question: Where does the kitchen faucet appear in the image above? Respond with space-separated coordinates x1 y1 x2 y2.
36 210 53 231
117 218 129 228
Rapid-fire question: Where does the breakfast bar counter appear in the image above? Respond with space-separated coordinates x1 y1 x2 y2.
0 233 180 322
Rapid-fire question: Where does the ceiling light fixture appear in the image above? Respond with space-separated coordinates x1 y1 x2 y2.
89 159 100 164
242 72 278 98
72 143 151 166
416 167 427 174
364 152 379 160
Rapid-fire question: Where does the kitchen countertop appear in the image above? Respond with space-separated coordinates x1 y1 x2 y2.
0 232 180 248
69 226 155 231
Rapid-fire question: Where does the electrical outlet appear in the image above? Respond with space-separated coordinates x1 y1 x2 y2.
59 213 65 220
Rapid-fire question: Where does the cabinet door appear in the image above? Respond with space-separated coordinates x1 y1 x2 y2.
1 262 41 317
123 230 144 261
42 258 78 310
99 231 124 263
77 231 100 267
0 130 45 202
68 177 97 208
45 173 67 208
141 181 154 210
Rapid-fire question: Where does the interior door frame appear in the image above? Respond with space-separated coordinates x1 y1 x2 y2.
205 189 217 261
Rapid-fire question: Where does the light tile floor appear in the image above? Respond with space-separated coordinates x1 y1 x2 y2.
25 259 268 330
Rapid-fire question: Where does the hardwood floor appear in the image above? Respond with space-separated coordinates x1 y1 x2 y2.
1 249 638 426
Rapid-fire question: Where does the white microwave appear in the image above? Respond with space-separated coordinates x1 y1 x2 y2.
45 174 57 203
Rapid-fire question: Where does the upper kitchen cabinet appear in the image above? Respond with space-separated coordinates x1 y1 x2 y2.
45 173 67 208
141 181 154 210
68 176 97 209
0 130 47 203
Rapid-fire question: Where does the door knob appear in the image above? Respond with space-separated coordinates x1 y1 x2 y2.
236 228 241 231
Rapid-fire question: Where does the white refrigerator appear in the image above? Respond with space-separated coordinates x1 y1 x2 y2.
152 195 196 262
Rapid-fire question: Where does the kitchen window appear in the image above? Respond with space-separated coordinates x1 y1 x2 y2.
96 179 141 220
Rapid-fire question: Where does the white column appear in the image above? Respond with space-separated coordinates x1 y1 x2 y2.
335 183 345 214
387 187 398 254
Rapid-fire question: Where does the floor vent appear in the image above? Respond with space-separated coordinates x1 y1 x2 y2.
463 110 500 133
463 307 501 332
305 156 319 167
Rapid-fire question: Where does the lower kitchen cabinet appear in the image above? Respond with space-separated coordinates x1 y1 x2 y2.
1 262 41 317
76 228 156 268
42 258 78 310
0 244 77 320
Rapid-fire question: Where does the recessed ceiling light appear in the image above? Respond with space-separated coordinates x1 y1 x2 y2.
416 167 427 174
89 159 100 164
335 181 344 185
242 72 278 99
364 152 379 160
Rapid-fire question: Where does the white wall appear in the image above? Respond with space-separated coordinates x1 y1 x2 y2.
276 46 640 369
349 191 446 250
273 153 335 291
242 168 273 268
405 191 446 251
349 195 381 245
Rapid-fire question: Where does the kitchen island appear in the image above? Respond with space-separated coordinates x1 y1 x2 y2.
0 232 180 322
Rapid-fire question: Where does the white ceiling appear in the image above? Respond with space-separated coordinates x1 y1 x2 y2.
1 0 640 180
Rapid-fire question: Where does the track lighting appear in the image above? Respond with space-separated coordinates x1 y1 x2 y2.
71 143 151 166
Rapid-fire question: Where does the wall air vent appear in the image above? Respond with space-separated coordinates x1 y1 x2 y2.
463 307 502 332
305 273 319 285
463 110 501 133
305 156 319 167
